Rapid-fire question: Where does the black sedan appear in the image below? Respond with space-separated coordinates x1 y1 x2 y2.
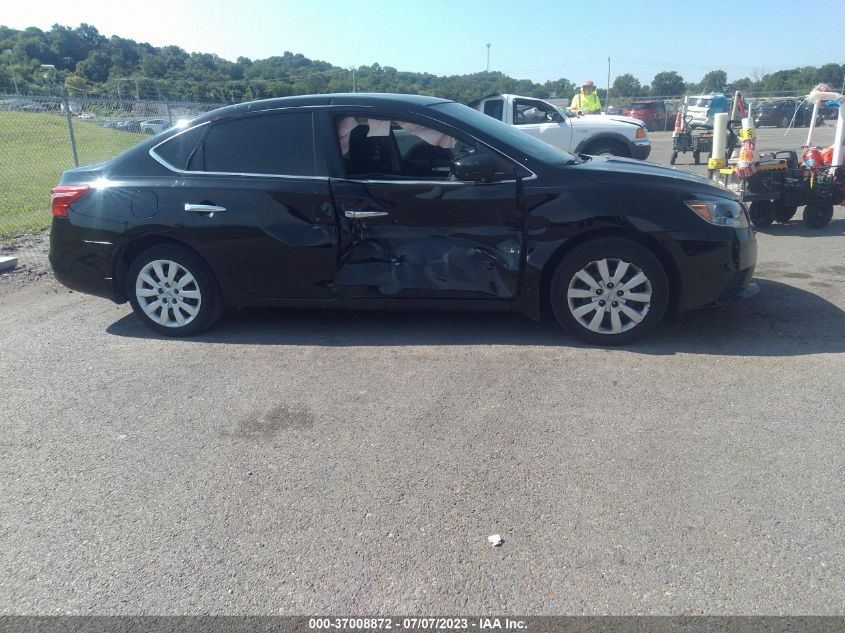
753 100 818 128
49 93 757 344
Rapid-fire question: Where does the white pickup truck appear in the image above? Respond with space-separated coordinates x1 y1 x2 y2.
467 93 652 160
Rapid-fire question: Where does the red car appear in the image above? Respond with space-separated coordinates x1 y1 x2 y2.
621 100 677 132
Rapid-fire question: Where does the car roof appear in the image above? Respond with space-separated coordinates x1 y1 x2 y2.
191 93 453 124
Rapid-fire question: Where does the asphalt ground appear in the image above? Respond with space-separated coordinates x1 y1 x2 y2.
1 123 843 615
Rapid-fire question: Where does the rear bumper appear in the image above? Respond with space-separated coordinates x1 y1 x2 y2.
49 218 120 302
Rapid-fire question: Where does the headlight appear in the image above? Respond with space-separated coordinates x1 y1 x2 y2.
685 199 749 228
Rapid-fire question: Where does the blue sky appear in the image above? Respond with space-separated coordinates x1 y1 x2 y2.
4 0 844 87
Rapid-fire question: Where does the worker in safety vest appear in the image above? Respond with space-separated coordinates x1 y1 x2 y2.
570 80 602 115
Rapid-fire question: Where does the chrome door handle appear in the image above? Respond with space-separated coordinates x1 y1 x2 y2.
185 203 226 213
344 210 388 219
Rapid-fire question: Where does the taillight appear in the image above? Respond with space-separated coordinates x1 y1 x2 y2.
51 185 90 217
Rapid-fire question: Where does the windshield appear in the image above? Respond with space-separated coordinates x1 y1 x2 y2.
431 101 576 165
627 103 653 110
689 98 711 108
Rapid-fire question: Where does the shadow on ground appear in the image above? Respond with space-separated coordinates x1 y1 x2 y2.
754 218 845 238
107 279 845 357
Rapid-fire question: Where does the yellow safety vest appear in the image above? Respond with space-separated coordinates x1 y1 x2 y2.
571 90 601 113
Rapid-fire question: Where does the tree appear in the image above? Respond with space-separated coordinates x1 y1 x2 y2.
612 73 641 97
76 50 112 83
699 69 727 93
650 71 684 97
727 77 753 94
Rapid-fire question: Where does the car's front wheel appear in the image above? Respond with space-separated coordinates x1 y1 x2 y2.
585 139 628 157
550 238 669 345
127 244 224 336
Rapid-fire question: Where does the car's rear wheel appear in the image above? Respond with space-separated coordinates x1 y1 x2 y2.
550 238 669 345
127 244 224 336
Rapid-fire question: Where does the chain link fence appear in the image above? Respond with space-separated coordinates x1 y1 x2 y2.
0 94 219 271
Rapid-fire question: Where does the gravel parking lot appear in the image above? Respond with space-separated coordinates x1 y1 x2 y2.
1 123 843 615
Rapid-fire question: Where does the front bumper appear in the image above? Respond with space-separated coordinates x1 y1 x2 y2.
663 225 758 313
630 139 651 160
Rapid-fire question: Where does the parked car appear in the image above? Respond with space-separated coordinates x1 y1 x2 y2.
116 120 144 133
140 118 172 134
821 100 840 120
754 100 818 128
685 94 727 129
49 93 757 344
468 93 651 159
621 100 678 131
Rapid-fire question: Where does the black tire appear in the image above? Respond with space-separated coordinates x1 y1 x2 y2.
779 116 790 128
127 244 224 336
803 203 834 229
549 238 669 345
693 150 701 165
774 204 798 223
585 139 628 157
749 201 776 228
670 150 678 165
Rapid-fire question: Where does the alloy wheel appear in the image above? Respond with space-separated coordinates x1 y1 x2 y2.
566 257 652 335
135 259 202 328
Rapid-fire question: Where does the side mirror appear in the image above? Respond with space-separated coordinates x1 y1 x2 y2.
452 152 497 183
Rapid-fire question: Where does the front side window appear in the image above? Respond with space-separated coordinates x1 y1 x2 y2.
513 99 562 125
336 115 513 181
188 111 316 176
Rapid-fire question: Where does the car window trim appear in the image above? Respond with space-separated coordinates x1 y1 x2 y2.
341 176 526 186
149 121 211 172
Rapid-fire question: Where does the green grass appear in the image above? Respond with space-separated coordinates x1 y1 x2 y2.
0 112 146 240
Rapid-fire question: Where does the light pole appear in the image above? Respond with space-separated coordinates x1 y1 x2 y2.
606 56 611 113
350 67 356 92
486 43 491 72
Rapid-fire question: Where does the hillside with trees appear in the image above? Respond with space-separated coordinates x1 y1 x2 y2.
1 23 842 103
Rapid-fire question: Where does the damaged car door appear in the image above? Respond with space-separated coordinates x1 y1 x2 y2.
326 112 523 301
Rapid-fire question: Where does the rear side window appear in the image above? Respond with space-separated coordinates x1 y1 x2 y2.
188 111 316 176
152 124 207 171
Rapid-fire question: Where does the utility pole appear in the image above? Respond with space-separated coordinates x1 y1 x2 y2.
351 67 356 92
606 57 611 113
4 49 19 95
486 43 491 72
